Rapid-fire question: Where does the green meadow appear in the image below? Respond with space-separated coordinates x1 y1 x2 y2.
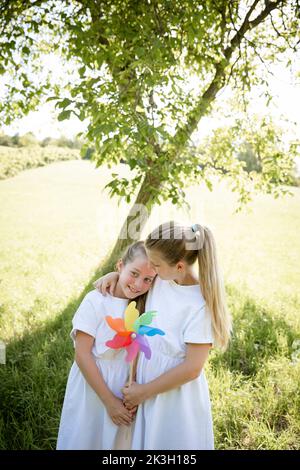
0 159 299 449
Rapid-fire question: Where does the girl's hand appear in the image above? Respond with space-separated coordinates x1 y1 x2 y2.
93 272 119 296
122 377 138 416
122 382 148 408
105 395 134 426
123 401 138 416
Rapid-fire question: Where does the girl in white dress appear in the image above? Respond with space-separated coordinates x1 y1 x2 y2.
95 222 232 450
56 241 156 450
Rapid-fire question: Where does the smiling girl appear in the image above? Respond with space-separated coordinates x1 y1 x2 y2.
56 241 156 450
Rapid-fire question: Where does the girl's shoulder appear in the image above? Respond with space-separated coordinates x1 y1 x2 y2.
153 277 205 306
74 290 128 325
82 289 106 309
82 289 128 310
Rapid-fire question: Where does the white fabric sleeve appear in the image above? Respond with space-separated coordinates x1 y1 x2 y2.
70 296 99 345
183 304 214 344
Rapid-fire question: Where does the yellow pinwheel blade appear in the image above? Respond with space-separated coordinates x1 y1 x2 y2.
124 301 140 331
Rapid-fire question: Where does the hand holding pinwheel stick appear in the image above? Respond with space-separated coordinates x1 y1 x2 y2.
105 301 165 385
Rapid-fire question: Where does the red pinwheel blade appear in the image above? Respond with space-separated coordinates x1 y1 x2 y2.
125 340 140 363
136 334 151 359
106 334 132 349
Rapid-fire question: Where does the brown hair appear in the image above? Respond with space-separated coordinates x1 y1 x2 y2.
120 241 149 315
145 221 232 350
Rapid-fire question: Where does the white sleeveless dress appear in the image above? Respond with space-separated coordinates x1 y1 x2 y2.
131 277 214 450
56 290 132 450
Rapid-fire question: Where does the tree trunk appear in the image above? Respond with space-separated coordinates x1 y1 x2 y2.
103 169 163 269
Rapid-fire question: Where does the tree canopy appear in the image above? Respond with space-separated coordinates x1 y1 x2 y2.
1 0 299 252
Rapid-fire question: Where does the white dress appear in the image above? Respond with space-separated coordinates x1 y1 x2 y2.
56 290 131 450
132 277 214 450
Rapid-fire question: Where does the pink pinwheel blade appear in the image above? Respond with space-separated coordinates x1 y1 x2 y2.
136 334 151 359
106 334 132 349
125 340 140 363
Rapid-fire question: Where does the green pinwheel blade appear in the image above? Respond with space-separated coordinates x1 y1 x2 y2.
133 310 157 331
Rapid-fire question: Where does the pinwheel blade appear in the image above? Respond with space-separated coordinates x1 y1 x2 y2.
106 334 132 349
105 316 126 333
136 334 151 359
138 325 165 336
124 301 140 331
133 310 157 331
125 339 140 363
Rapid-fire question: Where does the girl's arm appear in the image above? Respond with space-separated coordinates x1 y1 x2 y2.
93 272 119 296
122 343 211 407
75 330 134 426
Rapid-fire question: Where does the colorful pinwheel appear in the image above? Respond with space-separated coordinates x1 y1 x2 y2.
105 301 165 365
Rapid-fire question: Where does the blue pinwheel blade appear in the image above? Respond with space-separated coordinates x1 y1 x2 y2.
138 325 165 336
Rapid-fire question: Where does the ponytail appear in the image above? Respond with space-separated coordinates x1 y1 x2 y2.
196 226 232 350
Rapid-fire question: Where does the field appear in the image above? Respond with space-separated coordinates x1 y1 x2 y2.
0 159 299 449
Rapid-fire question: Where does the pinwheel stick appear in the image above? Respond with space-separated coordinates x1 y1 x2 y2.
128 354 138 386
128 362 134 386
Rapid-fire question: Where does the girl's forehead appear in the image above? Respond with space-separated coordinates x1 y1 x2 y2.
127 257 156 274
146 249 164 263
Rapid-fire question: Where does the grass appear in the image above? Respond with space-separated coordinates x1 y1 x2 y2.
0 159 300 449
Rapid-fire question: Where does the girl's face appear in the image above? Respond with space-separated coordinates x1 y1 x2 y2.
146 249 179 281
117 257 156 299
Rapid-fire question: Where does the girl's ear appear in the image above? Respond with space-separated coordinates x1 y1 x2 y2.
116 259 123 272
177 261 184 272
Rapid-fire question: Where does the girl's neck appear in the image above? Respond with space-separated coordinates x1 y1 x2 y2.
174 269 198 286
112 282 127 299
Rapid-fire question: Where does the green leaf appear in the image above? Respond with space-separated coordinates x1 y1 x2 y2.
58 110 71 121
22 46 31 55
46 96 59 102
57 98 72 109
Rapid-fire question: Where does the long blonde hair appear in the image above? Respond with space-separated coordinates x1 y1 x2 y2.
145 221 232 350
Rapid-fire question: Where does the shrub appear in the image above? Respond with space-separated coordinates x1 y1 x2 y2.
0 146 81 180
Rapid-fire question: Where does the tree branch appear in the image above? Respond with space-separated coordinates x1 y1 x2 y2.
270 9 298 51
249 0 285 28
172 0 285 150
